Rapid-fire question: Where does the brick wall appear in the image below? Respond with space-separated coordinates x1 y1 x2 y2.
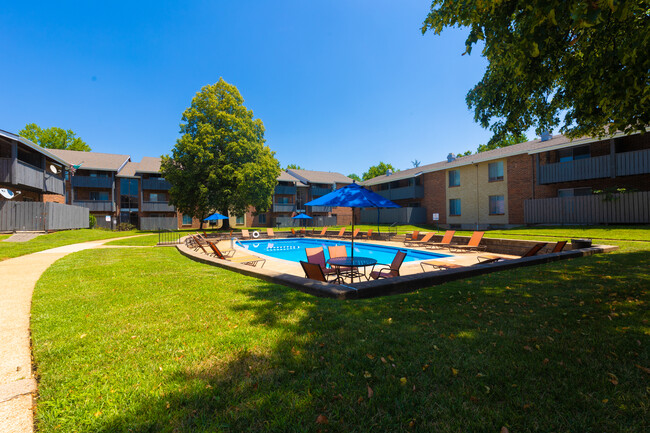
421 171 446 225
333 206 353 225
42 193 65 204
506 154 534 224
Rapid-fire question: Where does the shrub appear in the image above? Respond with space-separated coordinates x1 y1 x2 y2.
89 214 97 229
116 222 135 232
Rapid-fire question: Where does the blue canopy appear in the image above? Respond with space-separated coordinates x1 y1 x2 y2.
305 182 400 209
204 212 229 221
292 213 313 219
305 183 400 261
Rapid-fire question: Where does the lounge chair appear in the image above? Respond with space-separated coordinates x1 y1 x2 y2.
552 240 567 253
362 229 373 239
305 247 338 278
425 230 456 250
266 228 276 238
420 260 464 272
404 232 435 247
312 227 328 237
477 242 547 264
405 231 419 242
300 228 306 236
448 231 487 253
208 241 266 267
329 227 346 238
300 261 329 283
370 250 407 279
240 229 251 240
351 228 360 239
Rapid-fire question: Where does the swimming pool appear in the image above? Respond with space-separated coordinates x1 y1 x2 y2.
237 238 450 264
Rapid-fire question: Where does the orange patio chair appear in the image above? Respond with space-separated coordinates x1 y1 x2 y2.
300 261 328 283
552 240 567 253
240 229 251 240
304 247 338 280
266 228 276 238
370 250 407 279
425 230 456 250
448 231 486 253
477 242 547 264
208 241 266 267
404 232 435 246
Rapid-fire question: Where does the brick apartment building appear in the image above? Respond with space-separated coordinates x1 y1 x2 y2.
362 131 650 228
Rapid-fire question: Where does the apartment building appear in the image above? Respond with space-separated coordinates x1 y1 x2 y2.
362 131 650 228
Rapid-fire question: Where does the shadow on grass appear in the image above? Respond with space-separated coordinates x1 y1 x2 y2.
72 250 650 432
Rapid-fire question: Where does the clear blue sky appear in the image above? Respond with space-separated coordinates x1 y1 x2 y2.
1 1 515 176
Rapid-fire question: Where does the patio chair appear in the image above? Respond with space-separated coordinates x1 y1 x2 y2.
351 228 360 239
476 242 547 264
267 228 276 238
327 245 354 279
404 232 435 247
206 240 236 257
370 250 407 279
552 240 567 253
405 231 419 242
300 228 306 236
300 261 328 283
240 229 251 240
312 227 328 237
208 241 266 267
289 228 297 237
191 235 211 254
304 248 338 280
448 231 487 253
330 227 346 238
425 230 456 250
362 229 373 239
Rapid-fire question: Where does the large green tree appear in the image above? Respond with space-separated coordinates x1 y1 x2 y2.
362 162 398 181
422 1 649 144
19 123 91 151
160 79 280 228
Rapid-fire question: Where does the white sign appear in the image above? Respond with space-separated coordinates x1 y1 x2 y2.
105 216 111 222
432 213 439 221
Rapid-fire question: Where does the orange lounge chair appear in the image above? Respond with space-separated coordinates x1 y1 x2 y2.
313 227 328 237
330 227 346 238
405 231 419 242
404 232 435 247
552 240 567 253
370 250 407 279
363 229 373 239
208 241 266 267
477 242 547 264
448 231 487 253
266 228 276 238
240 229 251 240
425 230 456 250
351 228 360 239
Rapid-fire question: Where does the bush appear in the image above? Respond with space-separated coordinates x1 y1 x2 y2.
89 214 97 229
116 222 135 232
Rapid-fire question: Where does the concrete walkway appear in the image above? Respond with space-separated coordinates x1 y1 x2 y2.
0 238 138 433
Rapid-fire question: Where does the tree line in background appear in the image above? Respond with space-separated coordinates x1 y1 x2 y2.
19 123 91 151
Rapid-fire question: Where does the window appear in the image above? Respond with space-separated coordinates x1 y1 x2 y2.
182 214 193 225
149 193 164 202
448 170 460 187
488 161 504 182
558 188 592 197
489 195 505 215
236 215 245 225
90 191 109 201
258 213 266 224
559 145 590 162
449 198 461 216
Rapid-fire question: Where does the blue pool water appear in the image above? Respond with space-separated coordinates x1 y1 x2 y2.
238 238 450 265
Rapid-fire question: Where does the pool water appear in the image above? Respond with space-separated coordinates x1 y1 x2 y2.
238 238 450 265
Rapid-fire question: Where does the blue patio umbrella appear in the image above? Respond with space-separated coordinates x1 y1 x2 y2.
292 212 312 227
305 182 400 259
204 212 229 222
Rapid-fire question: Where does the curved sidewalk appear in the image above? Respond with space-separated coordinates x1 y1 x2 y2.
0 239 132 433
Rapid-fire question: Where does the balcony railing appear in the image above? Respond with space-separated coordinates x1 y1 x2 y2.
142 178 171 190
538 155 611 184
616 148 650 176
44 172 65 195
309 205 332 212
311 186 332 196
0 158 11 183
72 175 113 188
141 201 175 212
72 200 115 212
274 185 296 195
5 160 66 195
273 203 296 212
375 185 424 201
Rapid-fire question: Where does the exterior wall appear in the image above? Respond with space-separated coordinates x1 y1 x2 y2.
532 173 650 199
42 193 65 204
177 212 201 229
506 154 535 224
421 171 446 225
445 159 509 228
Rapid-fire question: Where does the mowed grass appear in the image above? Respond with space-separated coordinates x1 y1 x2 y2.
0 229 143 261
31 229 650 432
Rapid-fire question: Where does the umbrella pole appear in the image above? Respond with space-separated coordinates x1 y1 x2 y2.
351 208 354 261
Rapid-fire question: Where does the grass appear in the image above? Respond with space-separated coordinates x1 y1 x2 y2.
105 234 160 246
0 229 144 261
30 227 649 432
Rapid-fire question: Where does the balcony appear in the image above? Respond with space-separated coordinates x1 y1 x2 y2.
538 155 611 184
72 175 113 188
311 186 332 196
375 185 424 201
44 172 65 195
72 200 115 212
142 178 171 190
273 203 295 212
274 185 296 195
141 201 175 212
309 205 332 213
616 148 650 176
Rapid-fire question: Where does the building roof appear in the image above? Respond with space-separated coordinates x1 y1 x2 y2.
136 156 163 173
48 149 131 172
116 161 140 178
361 132 623 186
286 169 353 185
0 129 71 166
277 170 300 183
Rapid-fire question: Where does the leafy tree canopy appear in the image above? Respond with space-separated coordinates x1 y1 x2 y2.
286 163 304 170
19 123 91 151
347 173 361 182
477 132 529 153
412 159 421 168
160 78 280 227
422 1 649 145
362 162 398 181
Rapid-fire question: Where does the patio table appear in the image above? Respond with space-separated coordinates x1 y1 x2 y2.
327 256 377 284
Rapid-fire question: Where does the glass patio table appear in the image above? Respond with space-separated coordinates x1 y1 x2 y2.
327 256 377 284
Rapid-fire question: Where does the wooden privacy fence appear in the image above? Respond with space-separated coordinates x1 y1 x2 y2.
140 217 178 231
524 191 650 224
0 201 89 231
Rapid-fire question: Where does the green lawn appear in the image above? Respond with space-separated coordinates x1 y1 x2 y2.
0 229 144 261
31 227 649 432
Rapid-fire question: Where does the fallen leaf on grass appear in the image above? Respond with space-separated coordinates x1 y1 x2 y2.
363 371 372 378
380 357 387 363
635 364 650 374
316 414 328 424
451 368 459 376
607 373 619 385
501 427 509 433
366 354 374 360
523 345 533 352
400 377 408 385
367 385 373 398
